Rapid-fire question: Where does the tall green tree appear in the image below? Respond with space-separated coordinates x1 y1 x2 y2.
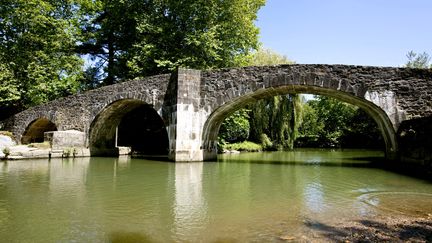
249 94 302 150
0 0 84 120
79 0 265 86
248 48 301 150
129 0 264 76
77 0 138 86
219 48 302 150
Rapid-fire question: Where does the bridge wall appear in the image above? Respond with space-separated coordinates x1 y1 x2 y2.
1 65 432 163
2 74 171 145
198 65 432 161
200 65 432 127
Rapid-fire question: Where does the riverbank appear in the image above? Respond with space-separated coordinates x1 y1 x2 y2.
220 141 263 153
296 214 432 242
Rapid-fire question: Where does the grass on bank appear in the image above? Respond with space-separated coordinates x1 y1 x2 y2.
0 131 13 138
221 141 262 152
28 141 51 149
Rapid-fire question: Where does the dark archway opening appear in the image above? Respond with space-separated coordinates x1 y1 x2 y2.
21 118 57 144
117 105 169 155
89 99 168 157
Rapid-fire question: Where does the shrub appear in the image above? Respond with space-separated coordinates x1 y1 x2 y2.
2 147 10 158
219 109 250 143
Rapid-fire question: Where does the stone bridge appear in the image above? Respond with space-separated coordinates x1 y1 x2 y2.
2 65 432 163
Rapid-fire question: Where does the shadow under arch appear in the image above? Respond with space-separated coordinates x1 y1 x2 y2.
21 118 57 144
202 85 397 160
89 99 168 156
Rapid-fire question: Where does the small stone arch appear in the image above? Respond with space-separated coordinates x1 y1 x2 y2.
21 118 58 144
89 98 168 156
202 85 398 160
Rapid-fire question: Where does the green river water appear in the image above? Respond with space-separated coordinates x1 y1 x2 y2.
0 149 431 242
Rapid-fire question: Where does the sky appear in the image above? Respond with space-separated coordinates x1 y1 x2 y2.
256 0 432 67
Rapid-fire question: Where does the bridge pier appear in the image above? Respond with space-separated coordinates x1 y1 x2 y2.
167 69 215 161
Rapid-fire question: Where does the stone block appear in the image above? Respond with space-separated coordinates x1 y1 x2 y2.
45 130 86 150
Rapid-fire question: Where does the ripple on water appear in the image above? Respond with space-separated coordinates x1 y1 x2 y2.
358 191 432 216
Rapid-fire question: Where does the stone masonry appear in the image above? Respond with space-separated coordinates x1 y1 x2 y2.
2 65 432 164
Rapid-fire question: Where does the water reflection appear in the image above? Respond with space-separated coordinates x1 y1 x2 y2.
0 150 431 242
173 163 206 240
304 182 325 213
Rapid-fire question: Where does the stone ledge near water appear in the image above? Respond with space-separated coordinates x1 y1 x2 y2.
1 145 91 160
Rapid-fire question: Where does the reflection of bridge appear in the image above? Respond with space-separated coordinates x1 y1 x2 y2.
2 65 432 163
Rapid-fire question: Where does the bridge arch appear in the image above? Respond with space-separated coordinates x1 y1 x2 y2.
89 99 168 156
21 118 57 144
202 85 397 159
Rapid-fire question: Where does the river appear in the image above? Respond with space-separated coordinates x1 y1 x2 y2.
0 149 431 242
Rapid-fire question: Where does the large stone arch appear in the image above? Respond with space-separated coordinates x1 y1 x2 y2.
201 85 397 160
21 117 58 144
196 65 424 161
89 98 168 156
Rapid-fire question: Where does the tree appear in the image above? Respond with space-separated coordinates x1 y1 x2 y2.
405 51 431 69
251 48 293 66
0 0 84 120
77 0 139 86
219 48 302 150
248 48 301 150
297 96 383 148
295 102 324 147
249 94 302 150
79 0 265 86
219 109 250 143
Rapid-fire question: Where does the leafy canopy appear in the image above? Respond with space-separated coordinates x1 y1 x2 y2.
79 0 265 86
0 0 84 119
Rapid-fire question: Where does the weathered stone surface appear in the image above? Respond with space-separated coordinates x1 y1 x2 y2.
397 116 432 173
1 65 432 163
45 130 86 150
2 74 171 144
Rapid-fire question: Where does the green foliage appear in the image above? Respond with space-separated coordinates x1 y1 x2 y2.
219 48 303 151
129 0 264 75
251 48 295 66
296 103 323 146
249 94 302 150
0 131 14 138
0 0 84 119
246 48 301 150
2 147 11 158
222 141 262 152
77 0 139 85
297 95 383 148
79 0 265 85
259 134 273 151
303 96 355 147
62 147 77 158
219 109 250 143
405 51 431 69
339 109 384 148
28 141 51 149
